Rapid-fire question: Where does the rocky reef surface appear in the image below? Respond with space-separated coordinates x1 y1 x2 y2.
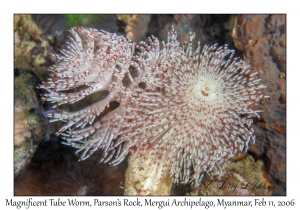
14 14 286 196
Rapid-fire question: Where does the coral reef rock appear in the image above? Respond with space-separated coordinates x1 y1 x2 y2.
124 150 172 195
194 155 273 196
232 14 286 194
14 68 47 176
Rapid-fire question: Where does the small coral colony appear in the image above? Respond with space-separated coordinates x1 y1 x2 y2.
39 26 265 184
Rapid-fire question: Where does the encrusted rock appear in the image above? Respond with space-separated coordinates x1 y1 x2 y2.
232 14 286 193
124 150 172 195
193 155 273 196
14 68 47 176
117 14 151 42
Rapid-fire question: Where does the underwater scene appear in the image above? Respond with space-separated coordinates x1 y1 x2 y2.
14 14 286 196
